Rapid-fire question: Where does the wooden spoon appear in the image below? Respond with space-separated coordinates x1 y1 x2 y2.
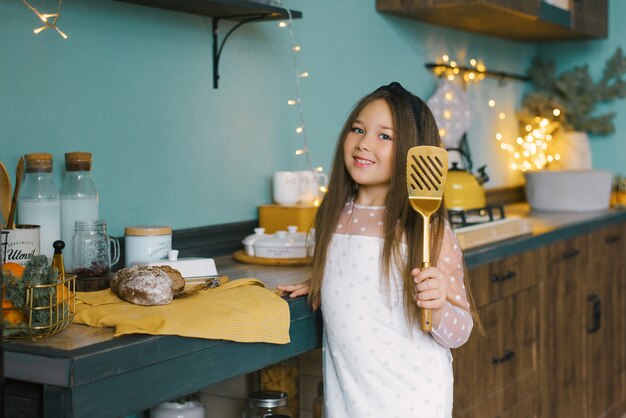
7 156 25 229
0 161 11 227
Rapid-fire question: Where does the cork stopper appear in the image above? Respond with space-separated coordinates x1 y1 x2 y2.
25 153 53 173
124 225 172 236
65 152 93 171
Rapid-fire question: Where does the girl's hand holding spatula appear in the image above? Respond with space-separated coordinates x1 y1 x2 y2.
413 266 447 308
412 266 448 322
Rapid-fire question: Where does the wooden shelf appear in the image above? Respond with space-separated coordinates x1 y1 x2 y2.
376 0 607 42
114 0 302 21
113 0 303 88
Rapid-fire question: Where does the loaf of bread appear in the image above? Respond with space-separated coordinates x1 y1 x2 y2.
110 266 185 306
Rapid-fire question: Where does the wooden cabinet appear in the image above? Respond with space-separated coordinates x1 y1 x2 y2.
376 0 608 41
454 220 626 418
542 235 588 417
585 225 625 418
542 224 626 418
453 249 543 417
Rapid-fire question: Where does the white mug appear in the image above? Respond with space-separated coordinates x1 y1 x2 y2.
273 171 328 206
273 171 301 205
297 170 328 206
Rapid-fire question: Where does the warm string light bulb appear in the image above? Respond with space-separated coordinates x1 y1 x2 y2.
21 0 68 39
433 54 486 83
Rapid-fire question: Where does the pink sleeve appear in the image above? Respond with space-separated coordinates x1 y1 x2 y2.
430 222 473 349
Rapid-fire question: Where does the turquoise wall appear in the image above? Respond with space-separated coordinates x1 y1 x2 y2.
1 0 621 237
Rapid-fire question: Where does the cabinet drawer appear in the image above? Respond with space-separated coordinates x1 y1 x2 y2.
453 286 540 418
587 223 626 262
469 249 542 308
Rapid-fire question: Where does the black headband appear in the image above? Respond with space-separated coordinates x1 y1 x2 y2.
375 82 423 127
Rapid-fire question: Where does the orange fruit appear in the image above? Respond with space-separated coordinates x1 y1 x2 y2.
2 262 25 279
2 263 27 325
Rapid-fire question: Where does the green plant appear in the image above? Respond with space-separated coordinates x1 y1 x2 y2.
518 48 626 135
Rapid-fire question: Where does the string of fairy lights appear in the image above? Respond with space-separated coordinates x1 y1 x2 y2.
275 1 327 202
432 54 563 172
19 5 563 174
20 0 68 39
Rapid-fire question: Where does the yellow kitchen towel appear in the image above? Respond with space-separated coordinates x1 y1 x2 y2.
74 278 290 344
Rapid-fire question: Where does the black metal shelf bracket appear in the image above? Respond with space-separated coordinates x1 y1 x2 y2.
424 63 530 85
212 15 264 89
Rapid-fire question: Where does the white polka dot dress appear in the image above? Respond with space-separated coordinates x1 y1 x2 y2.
321 202 472 418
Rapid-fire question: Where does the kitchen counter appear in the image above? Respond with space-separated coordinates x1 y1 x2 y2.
4 204 626 417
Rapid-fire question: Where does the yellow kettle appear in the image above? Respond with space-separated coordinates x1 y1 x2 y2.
444 163 489 210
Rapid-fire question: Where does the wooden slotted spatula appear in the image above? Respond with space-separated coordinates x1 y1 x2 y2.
0 161 11 227
7 156 25 229
406 146 449 332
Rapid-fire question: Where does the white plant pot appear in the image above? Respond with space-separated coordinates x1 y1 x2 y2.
551 131 592 170
524 170 613 212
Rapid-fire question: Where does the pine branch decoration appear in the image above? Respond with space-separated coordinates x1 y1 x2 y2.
520 48 626 135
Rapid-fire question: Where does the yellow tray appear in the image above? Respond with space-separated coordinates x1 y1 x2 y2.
232 250 313 266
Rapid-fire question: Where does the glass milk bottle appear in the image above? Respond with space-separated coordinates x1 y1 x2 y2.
60 152 99 272
17 153 61 260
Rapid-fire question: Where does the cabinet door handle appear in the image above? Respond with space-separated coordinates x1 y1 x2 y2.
491 349 515 364
605 235 620 245
561 249 580 260
587 293 601 333
490 270 517 283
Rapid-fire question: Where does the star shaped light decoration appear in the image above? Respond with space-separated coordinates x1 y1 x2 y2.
21 0 68 39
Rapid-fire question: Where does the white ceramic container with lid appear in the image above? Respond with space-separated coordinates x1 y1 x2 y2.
242 227 267 256
124 225 172 267
254 229 308 259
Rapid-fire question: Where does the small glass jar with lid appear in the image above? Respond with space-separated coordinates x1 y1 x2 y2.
245 390 290 418
72 220 120 278
260 358 299 417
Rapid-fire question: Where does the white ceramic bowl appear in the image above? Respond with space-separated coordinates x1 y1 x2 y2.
524 170 613 212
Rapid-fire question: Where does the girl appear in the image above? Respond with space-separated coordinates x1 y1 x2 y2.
278 82 478 418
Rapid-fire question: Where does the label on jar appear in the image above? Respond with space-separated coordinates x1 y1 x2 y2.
124 234 172 268
1 226 41 266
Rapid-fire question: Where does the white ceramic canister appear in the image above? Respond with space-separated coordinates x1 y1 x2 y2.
149 400 205 418
242 227 267 256
124 225 172 268
1 225 40 266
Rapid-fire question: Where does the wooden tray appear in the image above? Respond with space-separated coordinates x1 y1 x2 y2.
232 250 313 266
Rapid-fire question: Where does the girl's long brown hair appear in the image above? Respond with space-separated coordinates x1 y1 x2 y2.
308 85 482 332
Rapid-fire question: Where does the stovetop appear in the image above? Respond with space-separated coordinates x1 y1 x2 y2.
448 205 505 229
448 206 533 249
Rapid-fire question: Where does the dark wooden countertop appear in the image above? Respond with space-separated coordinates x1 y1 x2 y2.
4 205 626 417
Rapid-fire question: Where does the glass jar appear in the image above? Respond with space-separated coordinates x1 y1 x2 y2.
18 153 60 260
312 380 324 418
260 358 299 418
246 390 290 418
72 220 120 278
60 152 99 272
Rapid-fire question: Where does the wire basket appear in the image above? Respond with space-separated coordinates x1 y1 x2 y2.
2 274 76 341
